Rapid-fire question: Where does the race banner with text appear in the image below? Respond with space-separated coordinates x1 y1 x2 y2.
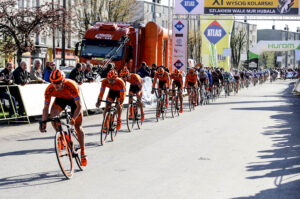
172 20 188 72
204 0 300 15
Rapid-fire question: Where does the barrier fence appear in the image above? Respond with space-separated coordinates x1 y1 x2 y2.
0 77 186 124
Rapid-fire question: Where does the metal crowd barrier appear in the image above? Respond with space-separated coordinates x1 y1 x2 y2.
0 76 186 124
0 84 30 123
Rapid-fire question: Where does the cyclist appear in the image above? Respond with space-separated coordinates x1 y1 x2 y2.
151 67 170 114
96 70 126 131
185 68 198 106
198 69 209 101
40 69 87 167
233 69 240 92
170 68 183 113
119 67 145 122
211 68 220 95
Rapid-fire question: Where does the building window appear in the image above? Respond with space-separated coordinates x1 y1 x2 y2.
41 37 46 44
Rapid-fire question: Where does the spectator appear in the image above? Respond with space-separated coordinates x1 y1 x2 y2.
0 63 19 117
101 63 115 78
30 59 45 83
13 61 29 85
137 61 150 78
84 64 95 82
43 62 56 83
150 64 157 78
0 62 14 84
68 63 84 85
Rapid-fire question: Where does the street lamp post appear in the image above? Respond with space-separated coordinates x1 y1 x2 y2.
285 24 288 68
52 0 56 62
61 0 66 67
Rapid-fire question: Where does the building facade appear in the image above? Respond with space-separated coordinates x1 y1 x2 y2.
15 0 78 70
232 21 257 69
131 0 172 29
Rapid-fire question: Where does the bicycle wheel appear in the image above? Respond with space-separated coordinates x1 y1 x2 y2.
175 96 180 116
126 104 135 132
170 96 175 118
136 104 142 129
54 131 74 179
110 112 118 141
156 100 160 122
100 111 110 146
70 131 85 171
188 95 193 111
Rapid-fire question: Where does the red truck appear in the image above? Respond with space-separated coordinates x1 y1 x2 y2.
75 21 172 72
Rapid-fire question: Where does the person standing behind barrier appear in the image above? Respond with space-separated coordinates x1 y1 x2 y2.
100 63 115 78
138 62 150 78
44 62 56 83
30 59 45 83
150 64 157 78
0 63 18 117
13 61 29 85
68 63 84 85
12 61 29 115
0 63 14 84
84 64 95 82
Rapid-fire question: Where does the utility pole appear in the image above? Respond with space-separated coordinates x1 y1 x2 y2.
167 0 170 70
52 0 56 62
61 0 66 67
285 24 288 68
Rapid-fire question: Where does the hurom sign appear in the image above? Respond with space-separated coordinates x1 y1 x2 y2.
249 40 300 61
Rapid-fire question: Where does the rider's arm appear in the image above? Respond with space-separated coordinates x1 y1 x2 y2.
42 103 50 122
119 79 126 105
98 79 107 102
166 75 170 88
152 76 157 89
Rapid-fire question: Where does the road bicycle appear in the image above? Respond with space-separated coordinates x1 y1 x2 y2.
126 94 142 132
199 83 209 105
99 100 119 145
224 80 231 97
40 108 84 179
186 86 197 111
154 88 168 121
170 88 181 117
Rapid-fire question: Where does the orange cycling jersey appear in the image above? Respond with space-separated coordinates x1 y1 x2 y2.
98 77 126 102
152 71 170 88
185 73 198 84
128 73 143 87
171 73 183 86
44 79 80 105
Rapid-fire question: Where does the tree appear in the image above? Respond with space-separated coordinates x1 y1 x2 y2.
188 29 202 62
74 0 138 38
230 30 247 69
259 52 276 68
0 0 73 66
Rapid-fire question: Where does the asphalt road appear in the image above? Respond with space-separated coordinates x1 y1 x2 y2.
0 80 299 199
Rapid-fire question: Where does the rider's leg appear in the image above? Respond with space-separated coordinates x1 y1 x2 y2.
164 84 168 107
49 105 62 132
